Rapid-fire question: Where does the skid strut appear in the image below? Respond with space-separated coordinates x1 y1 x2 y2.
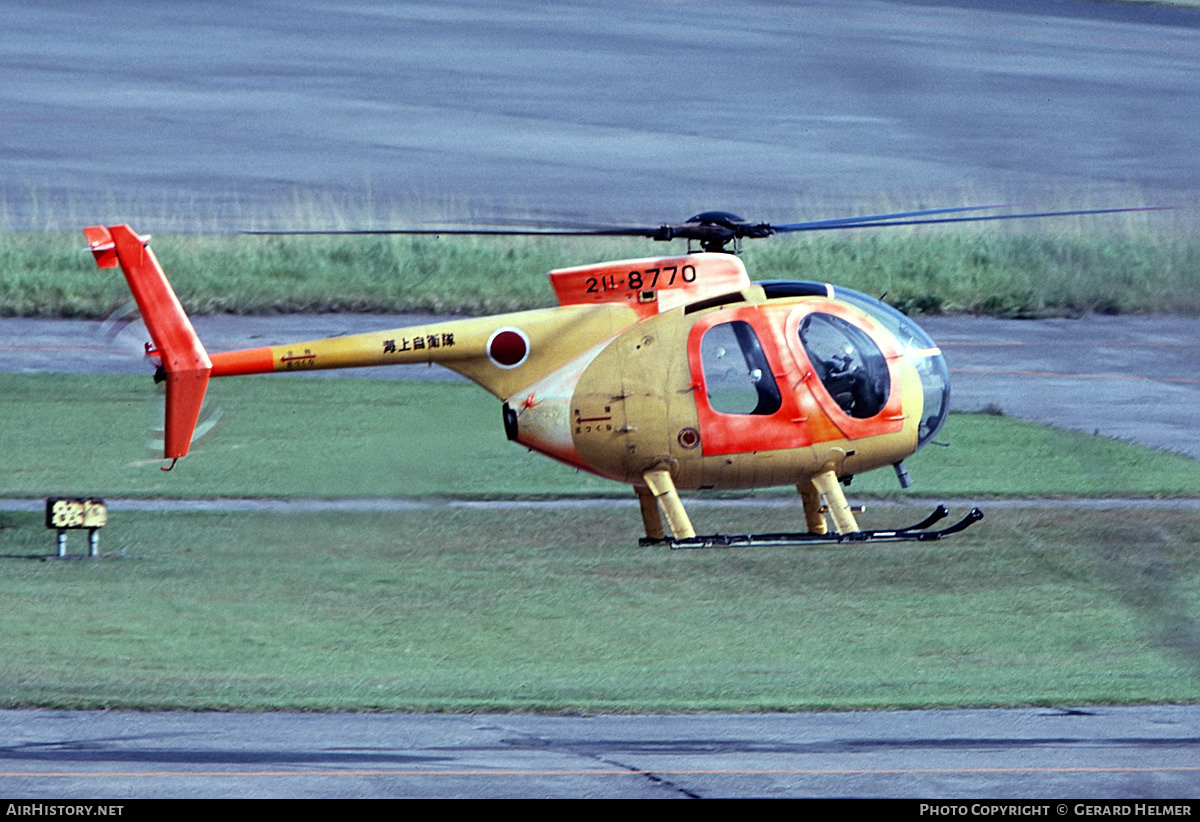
640 505 984 549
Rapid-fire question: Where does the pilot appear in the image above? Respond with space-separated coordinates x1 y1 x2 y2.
822 343 862 414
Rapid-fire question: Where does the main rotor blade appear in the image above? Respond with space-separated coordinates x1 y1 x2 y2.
243 204 1174 247
771 203 1015 232
770 205 1172 233
243 225 666 238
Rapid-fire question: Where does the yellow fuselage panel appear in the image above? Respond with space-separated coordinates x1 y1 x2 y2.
570 308 694 482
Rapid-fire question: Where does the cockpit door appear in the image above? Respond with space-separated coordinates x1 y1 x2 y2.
783 301 906 441
688 306 836 455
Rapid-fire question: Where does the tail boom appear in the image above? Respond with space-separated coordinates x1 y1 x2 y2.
207 304 639 400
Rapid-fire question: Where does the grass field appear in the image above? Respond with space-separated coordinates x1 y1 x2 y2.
1 374 1198 712
1 505 1197 712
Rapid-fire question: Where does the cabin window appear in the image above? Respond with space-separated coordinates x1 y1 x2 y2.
797 312 889 418
699 321 782 415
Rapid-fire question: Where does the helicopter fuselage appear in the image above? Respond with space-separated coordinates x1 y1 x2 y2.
508 273 943 493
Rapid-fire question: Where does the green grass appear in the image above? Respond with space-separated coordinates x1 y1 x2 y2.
0 505 1196 711
2 372 1198 712
3 373 1199 500
2 206 1197 318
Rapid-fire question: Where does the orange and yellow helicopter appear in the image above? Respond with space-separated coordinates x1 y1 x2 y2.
83 204 1151 548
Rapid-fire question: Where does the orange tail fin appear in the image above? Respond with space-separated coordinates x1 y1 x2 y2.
85 225 212 469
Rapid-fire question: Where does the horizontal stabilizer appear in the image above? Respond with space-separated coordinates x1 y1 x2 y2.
83 226 119 269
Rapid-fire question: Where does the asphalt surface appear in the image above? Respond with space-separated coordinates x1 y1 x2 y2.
923 314 1200 459
3 706 1199 799
3 0 1198 801
3 0 1198 230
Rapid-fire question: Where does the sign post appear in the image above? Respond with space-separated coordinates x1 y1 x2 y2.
45 498 109 559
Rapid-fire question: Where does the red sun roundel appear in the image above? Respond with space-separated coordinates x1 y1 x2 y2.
487 327 530 369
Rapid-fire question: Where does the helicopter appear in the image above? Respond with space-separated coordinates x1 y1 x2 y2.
83 204 1157 548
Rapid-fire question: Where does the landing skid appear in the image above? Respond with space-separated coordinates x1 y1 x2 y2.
640 505 984 549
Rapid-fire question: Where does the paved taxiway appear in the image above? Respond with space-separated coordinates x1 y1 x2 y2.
3 0 1198 228
3 706 1199 799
